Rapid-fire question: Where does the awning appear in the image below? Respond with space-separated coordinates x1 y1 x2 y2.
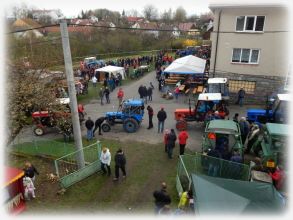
95 65 125 79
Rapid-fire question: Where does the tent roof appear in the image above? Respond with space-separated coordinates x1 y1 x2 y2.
95 65 124 73
5 167 24 187
191 174 284 215
163 55 206 74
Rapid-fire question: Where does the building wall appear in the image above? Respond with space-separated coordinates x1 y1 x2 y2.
210 6 289 103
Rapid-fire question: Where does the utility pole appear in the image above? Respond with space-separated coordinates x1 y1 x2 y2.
60 20 85 168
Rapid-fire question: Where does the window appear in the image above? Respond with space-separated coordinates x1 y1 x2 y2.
229 80 256 94
231 48 260 64
236 16 265 32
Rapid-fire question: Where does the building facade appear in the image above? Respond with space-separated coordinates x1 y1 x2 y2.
209 3 290 104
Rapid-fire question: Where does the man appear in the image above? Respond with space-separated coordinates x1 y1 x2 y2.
104 87 110 104
157 107 167 133
166 129 177 159
147 105 154 129
233 113 239 123
93 117 106 136
138 85 144 99
239 117 249 145
113 148 127 181
92 75 97 87
147 86 153 101
142 86 148 104
153 182 171 214
236 88 246 107
178 129 189 155
117 88 124 106
99 87 104 105
100 147 111 176
85 117 94 141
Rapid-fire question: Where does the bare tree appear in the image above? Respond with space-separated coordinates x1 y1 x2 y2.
125 9 140 17
160 8 173 23
142 4 158 21
174 6 187 23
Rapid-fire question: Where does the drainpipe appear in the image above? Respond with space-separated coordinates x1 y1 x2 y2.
213 9 222 78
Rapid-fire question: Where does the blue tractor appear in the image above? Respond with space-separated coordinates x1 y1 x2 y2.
102 99 145 133
246 94 289 124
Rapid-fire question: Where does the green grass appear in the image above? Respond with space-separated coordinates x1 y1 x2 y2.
7 137 180 214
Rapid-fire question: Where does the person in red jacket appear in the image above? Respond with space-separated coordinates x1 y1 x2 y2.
269 166 285 190
178 129 189 155
117 88 124 106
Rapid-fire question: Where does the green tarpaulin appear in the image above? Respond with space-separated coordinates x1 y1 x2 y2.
191 174 285 215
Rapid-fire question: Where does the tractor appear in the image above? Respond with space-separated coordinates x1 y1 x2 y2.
250 123 288 169
247 94 289 124
102 99 145 133
174 93 228 131
202 119 244 157
205 77 229 101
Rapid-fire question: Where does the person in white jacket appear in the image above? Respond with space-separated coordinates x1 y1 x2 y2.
100 147 111 176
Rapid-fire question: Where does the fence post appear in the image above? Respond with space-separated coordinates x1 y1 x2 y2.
55 159 60 177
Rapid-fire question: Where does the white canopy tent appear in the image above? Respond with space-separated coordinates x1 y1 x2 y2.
163 55 206 74
95 65 125 79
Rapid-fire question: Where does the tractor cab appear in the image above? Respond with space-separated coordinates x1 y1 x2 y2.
202 120 243 158
247 94 289 124
84 57 98 68
206 78 229 100
175 93 225 130
251 123 289 169
102 99 145 133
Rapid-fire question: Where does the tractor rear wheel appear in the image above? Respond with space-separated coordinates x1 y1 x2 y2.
176 120 187 131
34 127 44 136
101 123 111 132
123 118 138 133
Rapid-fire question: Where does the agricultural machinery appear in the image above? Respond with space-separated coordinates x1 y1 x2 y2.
205 78 229 101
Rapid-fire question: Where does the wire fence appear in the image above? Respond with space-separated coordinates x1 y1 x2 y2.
176 153 250 195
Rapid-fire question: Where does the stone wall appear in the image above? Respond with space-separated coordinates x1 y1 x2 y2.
213 72 285 105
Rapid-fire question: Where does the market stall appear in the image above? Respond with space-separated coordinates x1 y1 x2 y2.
95 65 125 81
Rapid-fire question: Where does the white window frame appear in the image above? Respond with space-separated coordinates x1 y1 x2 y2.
235 15 265 32
231 48 260 64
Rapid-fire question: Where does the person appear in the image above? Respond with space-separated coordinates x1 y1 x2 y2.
166 129 177 159
100 147 111 176
177 190 193 212
99 87 104 105
113 148 126 181
163 129 170 153
23 176 36 200
230 150 243 163
269 166 285 190
117 88 124 106
150 82 155 90
153 182 171 214
142 86 148 104
93 117 106 136
157 107 167 133
138 85 144 99
207 149 221 177
23 162 39 182
92 75 97 87
147 105 154 129
78 103 85 121
246 124 260 153
85 117 94 141
174 86 180 101
104 87 110 104
147 86 153 101
178 129 189 155
239 117 249 145
236 88 246 107
230 150 243 179
233 113 239 123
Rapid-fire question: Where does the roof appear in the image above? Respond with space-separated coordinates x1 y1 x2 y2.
206 119 240 134
5 167 24 187
95 65 124 73
126 16 144 22
191 174 284 215
266 123 290 136
163 55 206 74
198 93 222 101
178 22 197 31
12 18 42 29
277 94 290 101
208 77 227 84
133 21 159 30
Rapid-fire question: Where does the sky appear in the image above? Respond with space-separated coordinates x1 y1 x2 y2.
4 0 211 18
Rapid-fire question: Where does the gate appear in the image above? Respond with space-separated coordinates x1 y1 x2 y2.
54 141 102 188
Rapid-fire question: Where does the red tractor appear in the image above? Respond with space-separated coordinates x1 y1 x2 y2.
174 93 228 131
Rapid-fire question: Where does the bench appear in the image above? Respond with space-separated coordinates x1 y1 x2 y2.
192 87 197 94
197 85 204 93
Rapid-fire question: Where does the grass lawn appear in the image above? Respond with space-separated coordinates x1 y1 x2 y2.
6 137 181 214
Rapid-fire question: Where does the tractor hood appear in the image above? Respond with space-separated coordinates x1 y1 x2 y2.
247 109 273 115
105 112 123 117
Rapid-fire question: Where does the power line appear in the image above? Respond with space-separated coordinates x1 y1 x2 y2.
6 24 59 34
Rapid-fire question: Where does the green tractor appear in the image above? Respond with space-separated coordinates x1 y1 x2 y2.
251 123 288 169
202 120 244 157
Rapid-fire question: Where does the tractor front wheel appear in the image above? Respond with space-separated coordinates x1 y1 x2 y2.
34 127 45 136
123 118 138 133
176 120 187 131
101 123 111 132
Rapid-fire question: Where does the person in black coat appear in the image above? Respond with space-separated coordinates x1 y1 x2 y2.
85 117 94 141
138 85 144 99
113 148 126 181
142 86 148 104
104 87 110 104
23 162 39 181
93 117 106 136
153 182 171 214
166 129 177 159
147 86 153 101
157 107 167 133
147 105 154 129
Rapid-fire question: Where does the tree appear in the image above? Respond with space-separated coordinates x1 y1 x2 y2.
125 9 140 17
122 10 125 17
160 8 173 24
142 4 158 21
174 6 187 23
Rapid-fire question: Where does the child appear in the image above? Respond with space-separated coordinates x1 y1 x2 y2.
23 176 36 200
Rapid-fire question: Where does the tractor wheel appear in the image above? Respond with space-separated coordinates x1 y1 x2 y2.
123 118 138 133
34 127 44 136
101 123 111 132
176 120 187 131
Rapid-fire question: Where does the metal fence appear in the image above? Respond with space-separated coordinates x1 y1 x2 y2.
54 141 102 188
176 153 250 195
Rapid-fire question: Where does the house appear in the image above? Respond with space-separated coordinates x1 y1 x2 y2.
131 21 159 37
126 16 144 24
178 22 199 36
159 23 180 38
96 21 116 30
209 1 290 103
203 20 213 40
12 18 44 38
